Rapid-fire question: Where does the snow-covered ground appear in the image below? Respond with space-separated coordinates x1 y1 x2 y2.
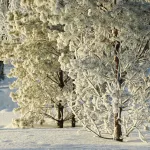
0 65 150 150
0 127 150 150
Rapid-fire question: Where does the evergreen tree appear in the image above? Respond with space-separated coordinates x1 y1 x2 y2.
1 0 74 128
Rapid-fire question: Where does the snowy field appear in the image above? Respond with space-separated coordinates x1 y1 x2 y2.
0 65 150 150
0 127 150 150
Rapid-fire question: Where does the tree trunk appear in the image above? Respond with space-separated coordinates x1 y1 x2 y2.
71 83 76 127
113 28 123 141
71 114 76 127
57 102 64 128
58 69 65 88
0 61 4 80
113 51 123 141
113 0 117 5
57 69 65 128
6 0 9 8
114 108 122 141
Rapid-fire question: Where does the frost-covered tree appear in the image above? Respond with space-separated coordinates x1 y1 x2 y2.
58 0 150 141
0 0 74 128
